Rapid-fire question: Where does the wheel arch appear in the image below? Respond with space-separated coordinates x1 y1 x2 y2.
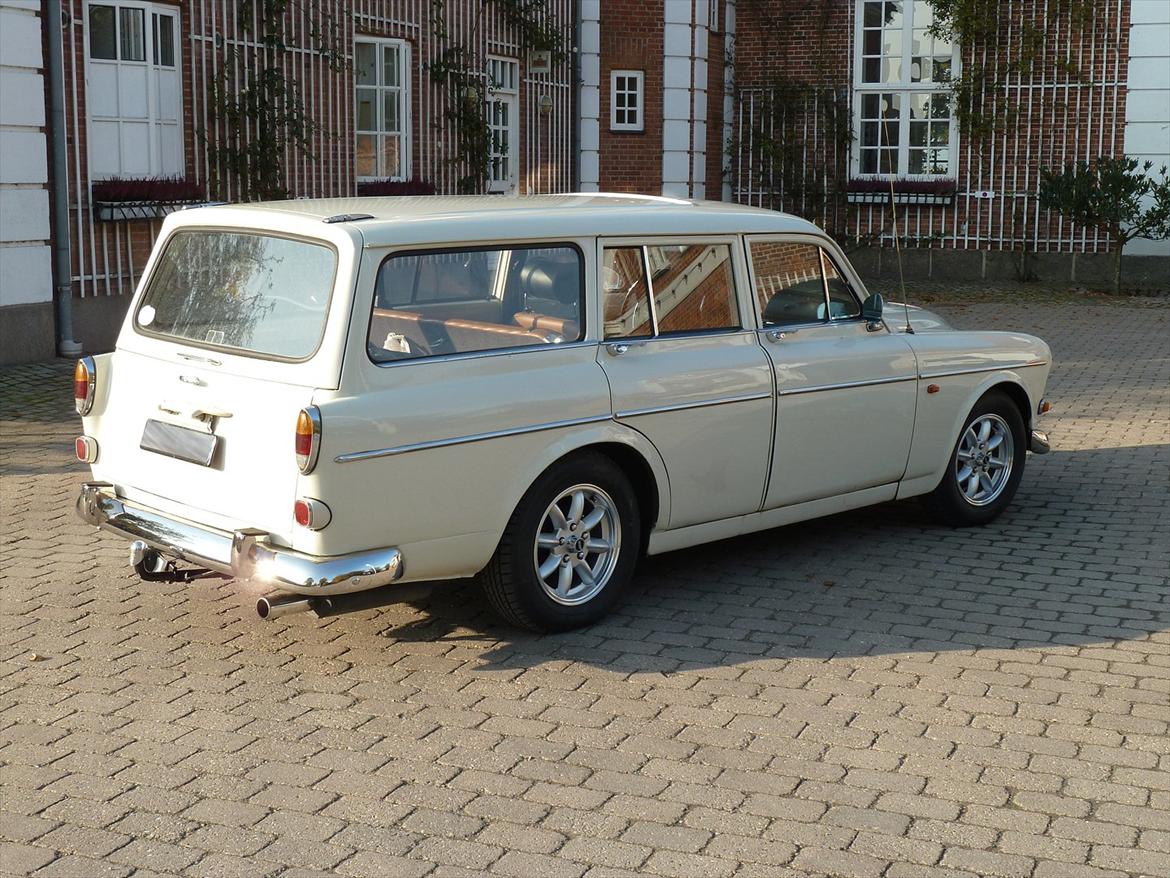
985 379 1033 432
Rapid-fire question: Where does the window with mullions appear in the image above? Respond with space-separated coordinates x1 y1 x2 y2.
854 0 958 177
356 38 410 181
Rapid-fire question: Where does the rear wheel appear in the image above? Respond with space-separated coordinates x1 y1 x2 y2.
480 453 640 631
923 390 1027 527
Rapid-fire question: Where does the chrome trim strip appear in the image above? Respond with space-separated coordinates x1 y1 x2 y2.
919 361 1048 380
778 375 918 396
616 391 773 419
370 340 599 369
334 413 614 463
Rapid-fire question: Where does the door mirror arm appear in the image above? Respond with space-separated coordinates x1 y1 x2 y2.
861 293 885 332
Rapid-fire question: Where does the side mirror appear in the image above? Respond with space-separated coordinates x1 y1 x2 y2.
862 293 884 331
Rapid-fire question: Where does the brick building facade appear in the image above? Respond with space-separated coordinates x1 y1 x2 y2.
0 0 1166 363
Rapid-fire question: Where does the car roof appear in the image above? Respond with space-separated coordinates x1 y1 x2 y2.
185 193 825 247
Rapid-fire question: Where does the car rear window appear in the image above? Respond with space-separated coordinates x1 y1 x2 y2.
135 230 337 359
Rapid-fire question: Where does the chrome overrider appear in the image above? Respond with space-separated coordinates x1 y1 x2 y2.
76 482 403 595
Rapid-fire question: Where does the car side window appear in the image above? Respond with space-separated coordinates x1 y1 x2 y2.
646 244 738 334
750 242 826 327
749 241 862 327
822 252 862 320
368 244 583 363
603 243 739 339
603 247 653 339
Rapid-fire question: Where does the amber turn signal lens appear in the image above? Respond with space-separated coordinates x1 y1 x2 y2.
1038 399 1051 415
926 383 940 394
74 357 95 415
294 406 321 474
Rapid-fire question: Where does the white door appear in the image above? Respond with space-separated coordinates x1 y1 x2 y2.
487 57 520 193
596 240 774 529
746 236 919 508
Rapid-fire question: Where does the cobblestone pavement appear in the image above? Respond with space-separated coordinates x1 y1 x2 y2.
2 294 1168 878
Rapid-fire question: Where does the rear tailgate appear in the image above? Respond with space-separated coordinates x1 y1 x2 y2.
87 347 317 541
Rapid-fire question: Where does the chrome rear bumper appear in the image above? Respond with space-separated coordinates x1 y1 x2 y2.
76 482 403 596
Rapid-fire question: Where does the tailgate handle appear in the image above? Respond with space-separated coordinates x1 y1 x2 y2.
193 407 233 422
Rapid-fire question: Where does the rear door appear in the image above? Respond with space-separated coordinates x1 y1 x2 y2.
88 215 360 539
746 236 918 509
596 238 774 529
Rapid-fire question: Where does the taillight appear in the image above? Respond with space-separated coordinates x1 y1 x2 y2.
294 497 331 530
74 356 96 415
75 436 98 463
295 406 322 474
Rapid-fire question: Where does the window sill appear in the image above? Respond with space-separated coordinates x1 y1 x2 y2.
94 200 210 222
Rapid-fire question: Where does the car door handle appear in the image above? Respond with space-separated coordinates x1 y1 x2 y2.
606 341 645 356
764 329 796 343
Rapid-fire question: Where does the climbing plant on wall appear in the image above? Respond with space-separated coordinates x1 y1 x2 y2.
205 0 346 201
427 0 563 193
926 0 1096 140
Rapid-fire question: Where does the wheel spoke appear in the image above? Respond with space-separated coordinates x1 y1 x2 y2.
547 504 568 530
978 419 992 443
536 533 561 548
538 555 561 579
957 464 974 482
557 562 573 594
574 560 596 587
979 472 994 493
966 472 981 497
581 506 606 531
957 449 975 462
567 491 585 525
987 432 1004 450
588 538 613 552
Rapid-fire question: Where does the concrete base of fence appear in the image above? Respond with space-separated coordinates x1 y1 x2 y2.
0 303 57 366
851 247 1169 292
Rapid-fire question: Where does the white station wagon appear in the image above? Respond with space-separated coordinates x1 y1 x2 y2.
75 195 1051 631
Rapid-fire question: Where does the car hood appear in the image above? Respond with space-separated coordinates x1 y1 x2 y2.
886 303 952 333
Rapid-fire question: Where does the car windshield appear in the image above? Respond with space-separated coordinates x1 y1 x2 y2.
135 230 337 359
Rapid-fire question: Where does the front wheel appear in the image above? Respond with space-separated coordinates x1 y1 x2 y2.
922 390 1027 527
479 452 641 632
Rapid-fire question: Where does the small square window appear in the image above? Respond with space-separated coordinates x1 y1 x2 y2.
610 70 644 132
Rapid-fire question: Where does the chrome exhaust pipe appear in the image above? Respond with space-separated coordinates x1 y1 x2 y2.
256 595 314 621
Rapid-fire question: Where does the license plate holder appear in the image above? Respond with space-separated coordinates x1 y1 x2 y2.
141 419 219 466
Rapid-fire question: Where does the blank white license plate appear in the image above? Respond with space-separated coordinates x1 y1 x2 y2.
140 419 218 466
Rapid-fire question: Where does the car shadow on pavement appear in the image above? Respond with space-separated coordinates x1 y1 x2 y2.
319 444 1170 670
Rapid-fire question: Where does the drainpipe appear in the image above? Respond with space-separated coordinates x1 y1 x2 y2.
46 0 82 357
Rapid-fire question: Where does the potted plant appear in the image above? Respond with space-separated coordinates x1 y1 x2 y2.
91 177 208 221
846 178 957 206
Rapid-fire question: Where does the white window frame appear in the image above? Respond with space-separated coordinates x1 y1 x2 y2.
355 36 411 182
486 56 520 194
84 0 183 179
610 69 644 132
851 0 960 179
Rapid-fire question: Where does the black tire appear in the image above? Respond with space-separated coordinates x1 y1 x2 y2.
480 452 640 632
922 390 1027 527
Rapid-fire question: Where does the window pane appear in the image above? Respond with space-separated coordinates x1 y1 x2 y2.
822 254 861 320
603 248 652 339
369 246 584 362
383 46 399 87
156 14 175 66
863 57 881 83
860 149 879 174
861 93 881 118
862 121 880 147
383 91 399 133
356 134 377 177
750 242 825 327
356 88 376 131
909 121 927 146
120 8 145 61
355 42 376 85
89 5 116 59
863 1 883 26
138 231 337 360
381 135 401 178
649 244 738 334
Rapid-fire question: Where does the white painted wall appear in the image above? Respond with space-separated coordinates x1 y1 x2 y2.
1124 0 1170 256
577 0 601 192
662 0 707 199
0 0 53 307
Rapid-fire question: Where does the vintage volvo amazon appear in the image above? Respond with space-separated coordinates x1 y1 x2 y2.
74 194 1052 630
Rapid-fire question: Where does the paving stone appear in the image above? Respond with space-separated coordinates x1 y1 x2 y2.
2 297 1169 878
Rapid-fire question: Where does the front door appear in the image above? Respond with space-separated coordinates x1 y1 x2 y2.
597 240 774 529
746 236 918 508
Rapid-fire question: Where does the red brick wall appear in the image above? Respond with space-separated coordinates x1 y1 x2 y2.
597 0 664 193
